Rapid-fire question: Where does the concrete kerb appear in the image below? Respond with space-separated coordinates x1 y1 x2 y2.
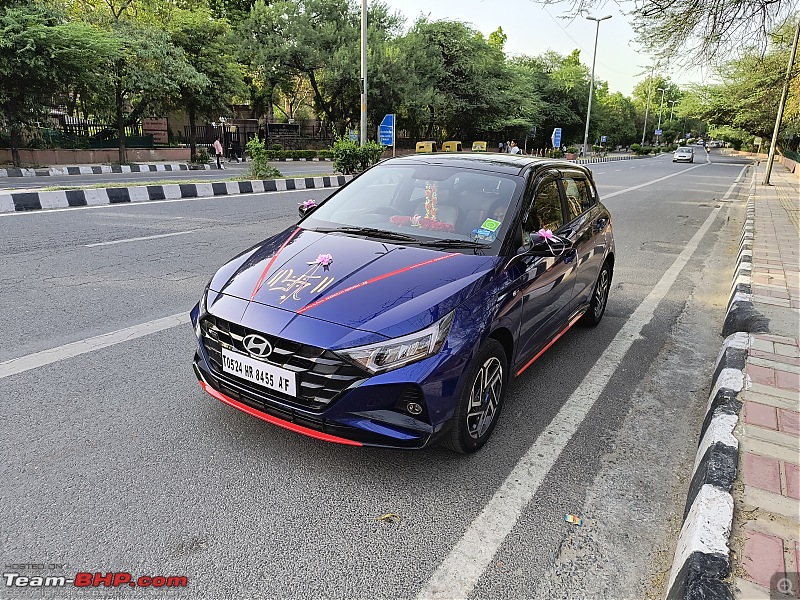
0 158 334 178
0 174 353 213
666 166 760 600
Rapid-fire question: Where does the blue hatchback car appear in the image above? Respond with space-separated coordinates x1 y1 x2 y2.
191 154 614 453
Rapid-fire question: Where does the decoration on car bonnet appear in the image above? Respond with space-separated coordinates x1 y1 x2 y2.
301 199 317 210
308 253 333 267
266 254 335 303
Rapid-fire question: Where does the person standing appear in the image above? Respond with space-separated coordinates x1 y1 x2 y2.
213 137 224 169
509 140 521 154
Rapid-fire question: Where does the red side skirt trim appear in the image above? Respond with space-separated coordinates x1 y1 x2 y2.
515 312 585 377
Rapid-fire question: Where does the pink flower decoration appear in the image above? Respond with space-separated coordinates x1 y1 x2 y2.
308 253 333 267
390 215 411 226
410 214 422 226
538 228 555 240
301 199 317 209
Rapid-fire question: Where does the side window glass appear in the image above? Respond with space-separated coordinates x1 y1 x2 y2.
524 179 563 236
562 175 596 221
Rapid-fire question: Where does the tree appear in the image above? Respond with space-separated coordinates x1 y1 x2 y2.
0 1 120 166
168 7 245 157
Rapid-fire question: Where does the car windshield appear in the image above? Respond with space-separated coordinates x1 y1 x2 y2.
301 164 523 250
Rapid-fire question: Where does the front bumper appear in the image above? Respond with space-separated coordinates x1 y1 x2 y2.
193 350 449 449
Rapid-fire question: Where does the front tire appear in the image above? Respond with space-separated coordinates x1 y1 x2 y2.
581 261 612 327
443 339 508 454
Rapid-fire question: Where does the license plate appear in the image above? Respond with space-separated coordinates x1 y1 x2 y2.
221 348 297 397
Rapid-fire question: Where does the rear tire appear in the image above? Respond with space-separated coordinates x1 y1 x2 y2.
442 339 508 454
580 261 612 327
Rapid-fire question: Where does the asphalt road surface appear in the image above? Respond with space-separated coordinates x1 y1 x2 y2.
0 149 752 599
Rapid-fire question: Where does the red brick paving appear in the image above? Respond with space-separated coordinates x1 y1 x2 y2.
745 401 779 430
778 409 800 436
785 462 800 500
743 453 782 494
742 530 786 588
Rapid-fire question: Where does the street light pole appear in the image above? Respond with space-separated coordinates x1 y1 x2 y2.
641 63 654 146
655 87 666 145
582 15 612 157
360 0 367 147
668 100 677 122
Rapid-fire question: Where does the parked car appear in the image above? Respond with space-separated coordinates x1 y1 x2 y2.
673 146 694 163
191 154 615 453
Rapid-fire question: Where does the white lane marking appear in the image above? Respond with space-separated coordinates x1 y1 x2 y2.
602 163 707 199
735 163 749 183
0 313 190 380
85 230 196 247
0 187 330 217
417 178 738 600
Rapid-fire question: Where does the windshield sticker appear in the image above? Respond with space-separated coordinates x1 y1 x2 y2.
472 227 497 242
480 218 501 231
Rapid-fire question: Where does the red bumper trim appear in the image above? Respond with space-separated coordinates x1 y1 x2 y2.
199 380 363 446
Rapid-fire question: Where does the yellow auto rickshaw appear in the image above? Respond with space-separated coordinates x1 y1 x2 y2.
442 140 463 152
471 141 488 152
415 140 438 153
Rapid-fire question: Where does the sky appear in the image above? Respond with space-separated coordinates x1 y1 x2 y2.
381 0 710 96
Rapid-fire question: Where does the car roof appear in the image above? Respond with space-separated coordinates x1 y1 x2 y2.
379 153 589 177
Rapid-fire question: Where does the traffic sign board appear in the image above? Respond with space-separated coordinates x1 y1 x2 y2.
600 135 607 143
654 129 663 136
379 114 395 146
551 128 562 148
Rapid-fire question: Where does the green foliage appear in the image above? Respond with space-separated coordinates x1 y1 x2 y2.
246 137 282 179
271 144 283 151
331 136 385 174
192 147 210 164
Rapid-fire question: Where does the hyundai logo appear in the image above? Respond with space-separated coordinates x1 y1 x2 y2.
243 334 272 358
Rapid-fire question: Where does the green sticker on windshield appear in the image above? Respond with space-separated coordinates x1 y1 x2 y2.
481 218 501 231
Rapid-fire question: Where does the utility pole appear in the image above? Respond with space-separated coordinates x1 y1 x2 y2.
360 0 367 147
641 63 655 146
582 15 612 156
655 87 666 145
764 20 800 185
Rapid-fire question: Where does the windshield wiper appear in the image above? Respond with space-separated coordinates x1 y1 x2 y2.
311 226 419 242
417 239 492 249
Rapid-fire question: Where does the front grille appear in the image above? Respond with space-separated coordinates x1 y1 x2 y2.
199 314 367 411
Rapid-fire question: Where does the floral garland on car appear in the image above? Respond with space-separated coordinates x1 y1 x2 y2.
389 181 455 232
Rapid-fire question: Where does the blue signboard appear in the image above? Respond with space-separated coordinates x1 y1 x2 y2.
551 128 562 148
600 135 607 143
654 129 663 136
348 129 358 142
379 114 395 146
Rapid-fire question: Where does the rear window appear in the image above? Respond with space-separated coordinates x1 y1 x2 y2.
677 147 693 152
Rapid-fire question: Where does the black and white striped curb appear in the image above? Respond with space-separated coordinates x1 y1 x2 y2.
722 175 769 336
570 154 639 165
0 175 353 213
0 158 334 178
665 332 749 600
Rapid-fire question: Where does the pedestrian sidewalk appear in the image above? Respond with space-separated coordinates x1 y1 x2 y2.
666 160 799 599
730 162 800 599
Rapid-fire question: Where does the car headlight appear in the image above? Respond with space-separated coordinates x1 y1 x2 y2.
195 284 210 338
337 311 455 374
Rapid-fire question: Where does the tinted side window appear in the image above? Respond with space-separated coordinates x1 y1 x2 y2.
524 179 563 234
562 175 595 221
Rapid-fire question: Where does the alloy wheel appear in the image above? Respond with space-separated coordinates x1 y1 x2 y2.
466 357 504 439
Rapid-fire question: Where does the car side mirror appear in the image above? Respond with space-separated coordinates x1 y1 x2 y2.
298 202 318 218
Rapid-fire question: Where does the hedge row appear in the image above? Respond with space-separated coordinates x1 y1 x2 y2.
263 149 333 160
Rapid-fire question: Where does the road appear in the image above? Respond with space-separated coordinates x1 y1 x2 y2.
0 150 752 599
0 160 335 191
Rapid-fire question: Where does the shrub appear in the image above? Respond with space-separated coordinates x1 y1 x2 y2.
246 138 282 179
566 146 578 154
331 136 361 174
191 147 210 164
270 143 283 151
630 143 641 153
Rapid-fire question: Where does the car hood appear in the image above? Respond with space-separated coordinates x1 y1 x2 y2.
209 227 498 337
